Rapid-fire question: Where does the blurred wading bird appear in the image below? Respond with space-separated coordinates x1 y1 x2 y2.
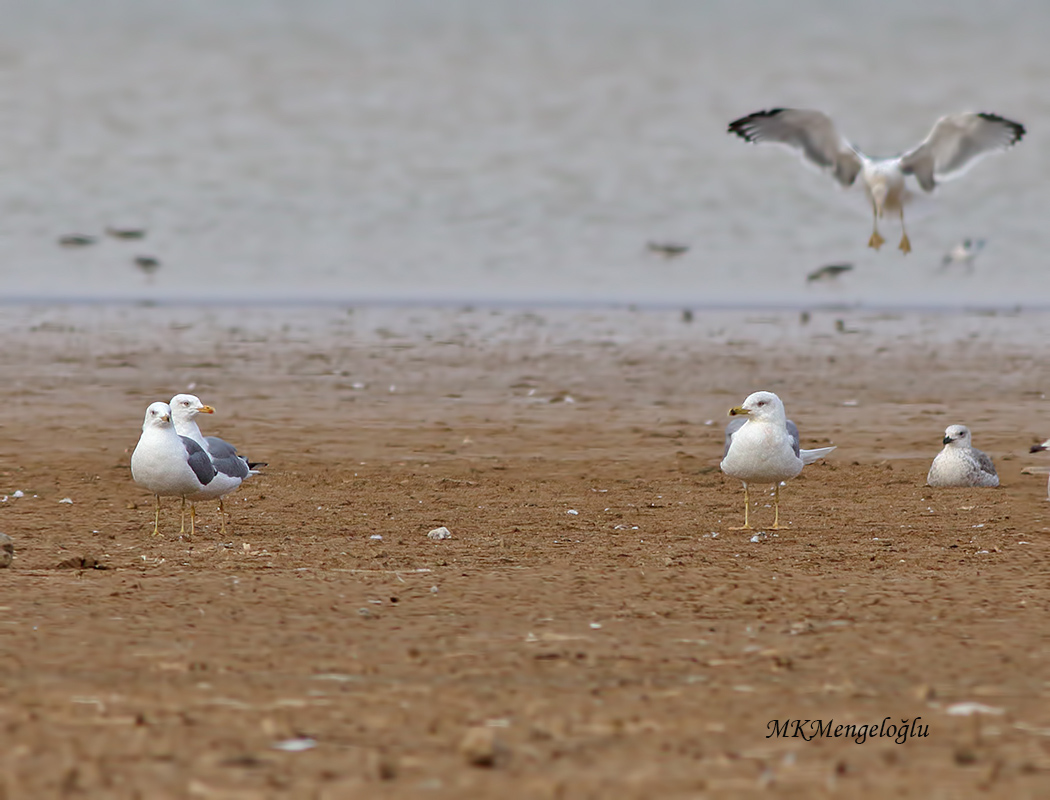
806 262 853 283
727 109 1025 254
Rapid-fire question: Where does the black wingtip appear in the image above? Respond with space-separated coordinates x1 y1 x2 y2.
247 461 268 469
976 112 1026 143
727 108 786 140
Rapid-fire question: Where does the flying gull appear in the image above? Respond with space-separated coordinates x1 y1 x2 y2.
719 391 835 530
130 401 217 536
170 393 264 533
727 109 1025 254
926 425 999 487
939 238 986 272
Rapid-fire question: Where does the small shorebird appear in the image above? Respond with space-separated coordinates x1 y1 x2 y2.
806 263 853 283
106 226 147 239
939 238 986 272
727 108 1025 254
647 241 690 258
134 256 161 275
58 233 96 247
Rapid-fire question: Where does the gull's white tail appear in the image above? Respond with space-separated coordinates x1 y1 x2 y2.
800 446 836 465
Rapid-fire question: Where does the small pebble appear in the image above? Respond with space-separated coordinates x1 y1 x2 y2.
427 526 452 540
0 533 13 568
459 726 504 768
272 737 317 752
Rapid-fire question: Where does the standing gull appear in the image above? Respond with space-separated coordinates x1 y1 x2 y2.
720 391 835 530
927 425 999 487
170 394 263 533
727 109 1025 254
130 401 217 535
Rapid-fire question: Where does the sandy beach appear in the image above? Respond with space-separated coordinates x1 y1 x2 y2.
4 303 1050 797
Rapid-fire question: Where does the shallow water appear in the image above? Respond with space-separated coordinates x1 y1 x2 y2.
1 0 1046 308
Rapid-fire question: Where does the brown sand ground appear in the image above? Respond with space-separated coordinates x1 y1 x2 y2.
3 305 1050 798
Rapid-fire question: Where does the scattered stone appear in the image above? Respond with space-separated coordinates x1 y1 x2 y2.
459 725 505 768
427 526 452 540
272 737 317 753
365 750 399 781
55 556 106 570
58 497 73 504
0 533 13 568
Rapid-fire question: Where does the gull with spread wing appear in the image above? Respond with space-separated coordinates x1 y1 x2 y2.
727 109 1025 254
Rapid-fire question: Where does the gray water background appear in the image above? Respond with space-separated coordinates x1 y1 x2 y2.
1 0 1047 308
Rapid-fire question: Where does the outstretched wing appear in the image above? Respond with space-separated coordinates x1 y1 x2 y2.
899 112 1025 192
727 108 864 188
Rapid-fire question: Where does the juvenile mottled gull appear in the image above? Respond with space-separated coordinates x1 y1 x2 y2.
130 401 217 536
927 425 999 488
170 394 264 533
727 109 1025 254
719 391 835 530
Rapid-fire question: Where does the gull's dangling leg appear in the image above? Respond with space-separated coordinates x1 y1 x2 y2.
868 204 885 251
152 494 161 536
218 498 228 535
898 207 912 254
729 482 753 530
771 483 784 530
179 497 187 534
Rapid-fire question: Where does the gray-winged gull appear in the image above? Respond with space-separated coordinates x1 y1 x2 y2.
927 425 999 487
170 393 264 533
130 401 217 536
720 391 835 530
727 109 1025 254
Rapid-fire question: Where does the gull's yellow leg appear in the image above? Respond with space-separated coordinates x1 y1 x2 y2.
218 498 228 535
898 208 911 254
152 494 161 536
179 497 187 534
729 483 753 530
771 484 785 530
868 205 885 250
189 503 196 537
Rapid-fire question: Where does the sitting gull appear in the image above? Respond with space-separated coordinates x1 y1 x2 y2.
927 425 999 487
727 109 1025 254
130 401 217 536
170 394 264 533
719 391 835 530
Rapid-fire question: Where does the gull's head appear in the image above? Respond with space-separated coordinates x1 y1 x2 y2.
729 391 785 423
943 424 972 447
142 401 173 430
169 394 215 423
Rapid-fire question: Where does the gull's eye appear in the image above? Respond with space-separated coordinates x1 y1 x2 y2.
757 400 766 407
